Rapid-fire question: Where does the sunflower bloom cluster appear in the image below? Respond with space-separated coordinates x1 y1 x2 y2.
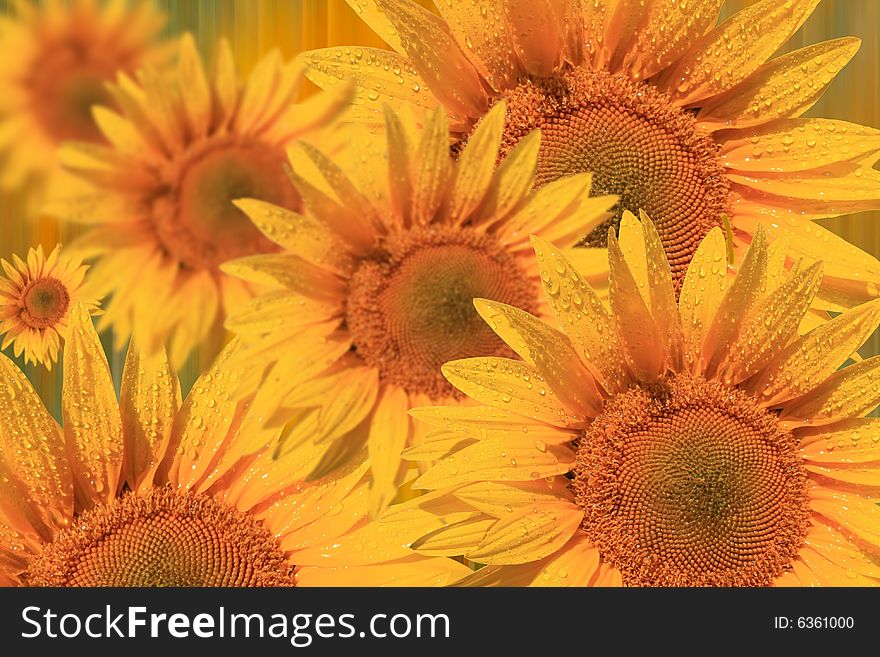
49 34 353 366
386 215 880 586
0 305 465 587
0 244 100 369
1 0 879 592
223 102 615 513
304 0 880 307
0 0 168 189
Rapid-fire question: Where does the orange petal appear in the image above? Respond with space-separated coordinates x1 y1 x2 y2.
413 437 573 489
719 261 823 385
504 0 563 77
376 0 488 118
699 37 860 130
0 354 72 535
474 299 603 418
614 0 723 80
120 342 180 492
656 0 820 106
434 0 521 91
778 355 880 426
720 118 880 174
608 230 664 382
467 500 583 565
62 305 124 508
530 235 627 393
442 357 581 428
749 299 880 407
799 419 880 465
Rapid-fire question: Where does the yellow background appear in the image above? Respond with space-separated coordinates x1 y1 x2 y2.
1 0 878 417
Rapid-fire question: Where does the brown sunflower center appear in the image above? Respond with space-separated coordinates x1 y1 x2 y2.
574 375 808 587
498 66 729 286
346 227 537 399
28 41 119 142
152 141 293 270
26 488 295 587
21 277 70 329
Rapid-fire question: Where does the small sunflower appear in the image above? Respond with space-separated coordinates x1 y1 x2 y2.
0 244 99 369
0 305 466 587
303 0 880 306
222 103 615 514
49 34 353 367
395 214 880 587
0 0 168 189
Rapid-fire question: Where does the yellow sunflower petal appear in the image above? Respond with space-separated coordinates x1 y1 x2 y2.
641 211 684 368
441 357 580 428
474 299 602 418
616 0 723 79
290 517 418 566
796 545 879 586
467 501 582 565
499 173 594 246
413 437 573 489
383 103 414 224
804 464 880 488
473 129 541 225
368 386 410 515
407 405 575 444
679 227 729 372
412 106 453 225
411 515 497 556
62 304 124 507
0 353 72 532
434 0 521 91
504 0 563 77
699 38 860 129
220 254 346 301
457 534 600 587
778 355 880 426
453 479 572 518
177 33 211 138
799 419 880 464
703 226 769 377
448 101 505 224
120 342 180 491
530 235 627 393
750 299 880 407
721 119 880 173
375 0 487 117
297 556 470 587
159 339 245 489
608 229 664 382
400 429 474 461
810 488 880 547
805 521 880 581
657 0 820 106
720 261 823 384
344 0 406 53
302 47 437 122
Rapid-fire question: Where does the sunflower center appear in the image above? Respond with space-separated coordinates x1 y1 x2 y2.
21 277 70 329
498 66 729 286
28 41 117 142
152 141 293 270
346 227 537 399
25 488 296 587
574 375 808 587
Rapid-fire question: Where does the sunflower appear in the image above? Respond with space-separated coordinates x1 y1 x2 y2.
0 0 168 189
0 304 466 587
48 34 353 367
302 0 880 307
0 244 100 369
393 214 880 586
222 103 615 514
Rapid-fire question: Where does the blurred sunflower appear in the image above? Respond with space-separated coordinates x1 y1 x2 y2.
395 214 880 586
303 0 880 306
0 0 168 189
49 34 353 367
222 103 615 513
0 305 466 587
0 244 99 369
